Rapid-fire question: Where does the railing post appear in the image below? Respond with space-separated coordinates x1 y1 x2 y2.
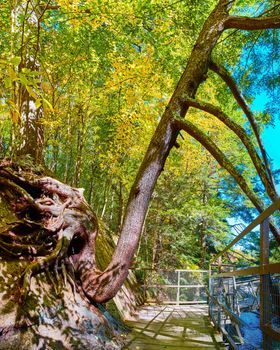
176 270 180 306
260 218 272 349
209 264 212 318
217 257 222 330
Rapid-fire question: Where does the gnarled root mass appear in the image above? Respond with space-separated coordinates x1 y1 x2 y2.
0 158 101 304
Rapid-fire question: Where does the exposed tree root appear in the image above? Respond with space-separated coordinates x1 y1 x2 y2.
0 158 99 304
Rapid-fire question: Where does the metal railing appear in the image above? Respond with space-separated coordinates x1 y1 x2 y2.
209 198 280 349
131 269 208 305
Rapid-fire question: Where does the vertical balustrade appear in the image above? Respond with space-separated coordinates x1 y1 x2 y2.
260 218 272 350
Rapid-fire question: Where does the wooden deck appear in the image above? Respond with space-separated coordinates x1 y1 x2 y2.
124 305 226 349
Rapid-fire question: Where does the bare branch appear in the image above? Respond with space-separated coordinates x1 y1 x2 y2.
209 60 277 193
225 15 280 30
183 97 277 201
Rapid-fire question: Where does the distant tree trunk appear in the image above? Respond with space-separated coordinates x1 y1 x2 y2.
14 74 44 163
87 163 96 204
117 180 124 233
11 2 44 164
49 127 60 173
74 107 85 187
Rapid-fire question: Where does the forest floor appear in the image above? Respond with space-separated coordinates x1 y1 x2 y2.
123 304 225 349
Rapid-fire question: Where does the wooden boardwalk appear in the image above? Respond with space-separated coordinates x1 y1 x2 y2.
124 305 226 350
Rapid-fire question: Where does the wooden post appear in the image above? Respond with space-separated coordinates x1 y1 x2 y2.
218 256 222 273
260 218 272 350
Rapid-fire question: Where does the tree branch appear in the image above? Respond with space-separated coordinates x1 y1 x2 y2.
225 15 280 30
173 117 280 245
183 96 277 201
209 60 277 194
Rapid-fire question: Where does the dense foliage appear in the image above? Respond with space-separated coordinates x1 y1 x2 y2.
0 0 279 270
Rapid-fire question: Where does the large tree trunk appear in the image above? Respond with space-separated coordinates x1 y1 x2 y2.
80 0 280 303
0 159 127 349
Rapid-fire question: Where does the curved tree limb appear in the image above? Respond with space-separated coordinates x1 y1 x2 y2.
173 117 280 245
82 0 237 303
209 60 277 193
225 15 280 30
182 96 278 201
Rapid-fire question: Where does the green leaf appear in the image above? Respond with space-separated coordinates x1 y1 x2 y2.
4 77 12 88
11 56 21 65
25 85 38 99
42 98 53 111
19 74 30 86
35 99 42 108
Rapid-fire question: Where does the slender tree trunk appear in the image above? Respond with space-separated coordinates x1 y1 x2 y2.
87 163 96 204
74 107 85 187
117 180 124 233
11 2 44 164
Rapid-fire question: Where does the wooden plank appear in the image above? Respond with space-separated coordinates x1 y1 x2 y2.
123 306 168 349
212 262 280 278
210 198 280 263
212 266 259 278
126 305 226 349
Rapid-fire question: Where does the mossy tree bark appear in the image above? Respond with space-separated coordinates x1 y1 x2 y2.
0 159 127 349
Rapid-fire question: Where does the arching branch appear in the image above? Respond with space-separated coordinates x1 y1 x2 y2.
209 60 277 193
173 117 280 245
225 15 280 30
182 97 277 201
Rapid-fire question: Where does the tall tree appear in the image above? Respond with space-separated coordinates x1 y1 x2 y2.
0 1 279 348
86 0 280 303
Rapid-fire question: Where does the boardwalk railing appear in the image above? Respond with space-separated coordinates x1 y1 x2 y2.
209 198 280 349
131 269 208 305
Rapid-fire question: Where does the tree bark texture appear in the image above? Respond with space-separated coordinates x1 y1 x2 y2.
0 159 127 349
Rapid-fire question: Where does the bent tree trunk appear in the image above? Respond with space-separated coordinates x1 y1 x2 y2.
83 0 234 303
83 0 280 302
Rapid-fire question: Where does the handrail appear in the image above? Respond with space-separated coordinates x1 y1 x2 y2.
210 197 280 263
208 198 280 348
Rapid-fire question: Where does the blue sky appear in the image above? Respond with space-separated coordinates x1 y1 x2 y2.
252 93 280 171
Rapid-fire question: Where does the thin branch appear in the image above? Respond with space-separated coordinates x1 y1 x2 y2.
257 4 280 18
183 97 277 201
225 15 280 30
209 60 277 193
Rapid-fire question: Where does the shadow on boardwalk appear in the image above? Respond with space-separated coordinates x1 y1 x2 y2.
124 305 226 350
